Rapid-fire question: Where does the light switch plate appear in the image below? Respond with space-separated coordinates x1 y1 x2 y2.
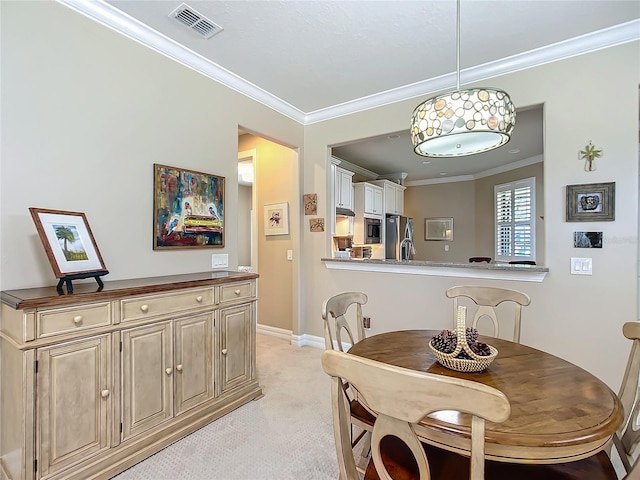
287 250 293 261
571 257 592 275
212 254 228 269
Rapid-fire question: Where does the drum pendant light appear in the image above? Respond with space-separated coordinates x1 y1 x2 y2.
410 0 516 157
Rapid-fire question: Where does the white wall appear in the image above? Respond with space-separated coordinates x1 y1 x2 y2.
0 1 303 290
303 42 640 391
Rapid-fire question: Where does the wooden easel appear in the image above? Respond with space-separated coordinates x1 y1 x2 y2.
56 270 109 294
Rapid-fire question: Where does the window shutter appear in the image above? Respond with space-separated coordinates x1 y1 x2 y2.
495 178 535 262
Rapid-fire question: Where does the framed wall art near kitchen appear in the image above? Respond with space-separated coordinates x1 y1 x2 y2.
153 164 225 249
264 202 289 236
29 208 108 282
425 217 453 241
566 182 615 222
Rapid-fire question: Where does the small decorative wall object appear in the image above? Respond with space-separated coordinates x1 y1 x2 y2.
566 182 615 222
153 164 225 249
574 231 603 248
425 217 454 241
264 202 289 235
303 193 318 215
29 208 109 292
309 218 325 232
578 141 603 172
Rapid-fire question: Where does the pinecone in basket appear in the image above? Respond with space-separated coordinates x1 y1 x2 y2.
431 329 458 353
465 327 479 344
469 341 492 357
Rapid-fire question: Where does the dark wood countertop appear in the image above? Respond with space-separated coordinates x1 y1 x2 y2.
1 271 259 310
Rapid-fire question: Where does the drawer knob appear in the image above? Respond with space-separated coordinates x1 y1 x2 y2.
176 364 183 372
234 289 240 295
165 367 173 375
221 348 228 355
101 389 110 399
196 295 203 303
140 305 149 313
73 315 83 325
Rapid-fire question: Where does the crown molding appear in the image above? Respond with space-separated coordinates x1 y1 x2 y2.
332 158 379 180
305 20 640 124
56 1 639 126
405 154 544 187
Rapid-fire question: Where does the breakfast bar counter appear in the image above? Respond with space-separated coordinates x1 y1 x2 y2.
321 258 548 282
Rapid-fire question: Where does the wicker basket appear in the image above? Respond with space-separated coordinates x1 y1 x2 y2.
429 306 498 372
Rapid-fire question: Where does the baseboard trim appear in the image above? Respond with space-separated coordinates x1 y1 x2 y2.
257 324 328 349
256 324 292 341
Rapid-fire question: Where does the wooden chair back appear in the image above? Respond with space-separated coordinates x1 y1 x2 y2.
321 350 511 480
322 292 368 352
446 285 531 343
614 322 640 476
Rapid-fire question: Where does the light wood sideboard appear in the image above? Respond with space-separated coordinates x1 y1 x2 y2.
0 271 262 480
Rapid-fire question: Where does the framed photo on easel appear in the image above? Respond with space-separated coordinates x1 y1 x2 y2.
29 208 108 292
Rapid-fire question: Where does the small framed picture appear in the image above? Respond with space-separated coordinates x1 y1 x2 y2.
574 232 603 248
29 208 108 278
264 202 289 236
309 218 324 232
425 217 453 241
566 182 615 222
303 193 318 215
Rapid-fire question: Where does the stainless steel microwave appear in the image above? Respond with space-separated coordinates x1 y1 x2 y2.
364 217 381 244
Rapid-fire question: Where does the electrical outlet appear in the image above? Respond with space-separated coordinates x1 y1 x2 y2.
211 254 228 269
363 317 371 329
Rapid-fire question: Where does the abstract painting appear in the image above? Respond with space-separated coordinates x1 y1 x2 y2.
154 164 225 249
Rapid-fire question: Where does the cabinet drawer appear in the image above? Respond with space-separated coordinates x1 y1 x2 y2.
219 282 254 304
121 288 213 322
37 303 111 338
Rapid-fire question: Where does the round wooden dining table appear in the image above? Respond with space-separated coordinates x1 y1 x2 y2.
348 330 623 464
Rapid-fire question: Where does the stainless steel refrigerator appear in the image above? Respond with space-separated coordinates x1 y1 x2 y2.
385 215 415 260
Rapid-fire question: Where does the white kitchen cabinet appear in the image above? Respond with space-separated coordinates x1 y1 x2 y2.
354 182 383 217
335 166 354 210
0 272 261 480
372 179 406 215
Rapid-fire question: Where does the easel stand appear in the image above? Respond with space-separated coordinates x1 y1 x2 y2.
56 270 109 294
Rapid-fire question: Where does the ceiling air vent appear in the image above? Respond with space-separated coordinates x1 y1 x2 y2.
169 3 223 39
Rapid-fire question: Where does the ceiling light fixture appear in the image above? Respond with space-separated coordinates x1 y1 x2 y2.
410 0 516 157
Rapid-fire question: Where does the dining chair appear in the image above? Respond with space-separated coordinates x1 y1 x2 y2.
469 257 492 263
446 285 531 343
321 349 511 480
321 292 375 470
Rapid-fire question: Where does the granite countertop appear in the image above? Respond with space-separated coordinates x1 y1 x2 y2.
321 257 548 282
321 257 548 272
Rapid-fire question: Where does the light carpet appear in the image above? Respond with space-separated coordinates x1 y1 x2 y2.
112 334 340 480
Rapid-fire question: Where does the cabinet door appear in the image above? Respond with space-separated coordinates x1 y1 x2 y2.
219 304 253 393
365 185 383 215
395 186 404 215
174 314 214 415
336 168 354 210
122 322 173 440
373 187 384 215
37 335 111 477
384 183 397 214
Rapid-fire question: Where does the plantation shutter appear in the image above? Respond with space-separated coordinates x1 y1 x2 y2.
495 178 535 262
